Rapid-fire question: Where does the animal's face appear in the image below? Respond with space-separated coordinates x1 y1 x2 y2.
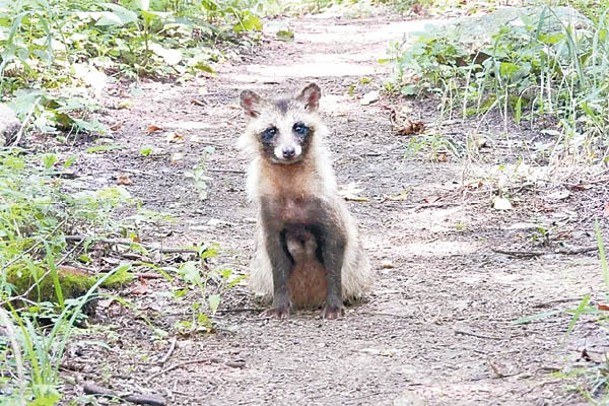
239 83 322 165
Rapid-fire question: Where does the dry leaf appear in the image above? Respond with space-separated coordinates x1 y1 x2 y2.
117 100 133 110
568 183 592 191
339 182 368 202
116 174 133 185
146 125 163 134
381 259 395 269
129 279 148 295
385 190 410 201
395 119 426 136
166 131 185 143
435 151 450 162
191 98 207 106
109 122 123 131
598 304 609 311
389 107 426 136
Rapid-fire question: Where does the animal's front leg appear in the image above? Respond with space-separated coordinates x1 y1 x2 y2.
262 231 293 319
317 223 346 319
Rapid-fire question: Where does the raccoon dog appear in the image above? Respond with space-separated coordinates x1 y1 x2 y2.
238 83 371 319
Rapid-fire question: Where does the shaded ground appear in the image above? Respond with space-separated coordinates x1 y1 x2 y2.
59 8 609 406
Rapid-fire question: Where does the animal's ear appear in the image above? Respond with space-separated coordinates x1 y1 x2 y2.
296 83 321 111
240 90 263 117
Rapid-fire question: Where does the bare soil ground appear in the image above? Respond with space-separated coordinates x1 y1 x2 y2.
59 9 609 406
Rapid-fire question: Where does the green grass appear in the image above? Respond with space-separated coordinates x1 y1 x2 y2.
389 3 609 163
0 0 262 135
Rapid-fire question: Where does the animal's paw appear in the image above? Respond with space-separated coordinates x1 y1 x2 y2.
322 304 345 320
260 302 291 319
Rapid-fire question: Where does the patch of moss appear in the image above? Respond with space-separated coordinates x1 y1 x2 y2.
5 263 134 304
100 265 134 287
6 265 96 303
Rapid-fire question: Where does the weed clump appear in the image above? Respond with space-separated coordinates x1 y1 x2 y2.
389 5 609 161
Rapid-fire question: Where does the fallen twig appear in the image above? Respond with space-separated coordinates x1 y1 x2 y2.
532 297 583 309
158 337 177 366
64 235 201 255
492 246 598 258
208 168 246 174
83 382 115 397
135 272 166 280
215 307 262 314
83 382 166 406
147 358 223 383
124 393 166 406
10 96 39 146
454 329 504 340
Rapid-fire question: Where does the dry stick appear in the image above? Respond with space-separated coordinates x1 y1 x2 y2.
533 296 584 309
207 168 246 174
215 307 262 314
147 358 223 383
83 382 166 406
492 246 598 258
158 337 177 366
10 96 40 146
64 235 200 254
454 329 505 340
134 272 165 280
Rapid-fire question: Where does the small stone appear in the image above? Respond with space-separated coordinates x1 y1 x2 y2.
492 196 513 210
361 90 380 106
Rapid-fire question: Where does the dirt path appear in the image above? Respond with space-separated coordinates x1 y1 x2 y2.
65 10 609 405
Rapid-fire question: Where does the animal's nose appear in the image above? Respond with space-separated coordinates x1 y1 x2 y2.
282 146 296 159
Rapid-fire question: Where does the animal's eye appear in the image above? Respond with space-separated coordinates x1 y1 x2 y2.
262 127 277 142
293 122 309 136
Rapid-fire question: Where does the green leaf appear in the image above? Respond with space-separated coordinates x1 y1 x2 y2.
208 294 221 314
514 96 522 123
234 14 262 33
149 43 182 66
42 154 57 170
178 261 202 286
276 30 294 42
71 118 107 134
140 147 153 156
96 3 138 26
499 62 519 77
567 294 591 333
63 155 78 169
513 310 561 324
400 85 417 96
137 0 150 11
86 144 124 154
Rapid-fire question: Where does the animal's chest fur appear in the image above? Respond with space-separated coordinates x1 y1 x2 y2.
258 162 329 228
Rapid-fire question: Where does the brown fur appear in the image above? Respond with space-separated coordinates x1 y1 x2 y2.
239 83 372 317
